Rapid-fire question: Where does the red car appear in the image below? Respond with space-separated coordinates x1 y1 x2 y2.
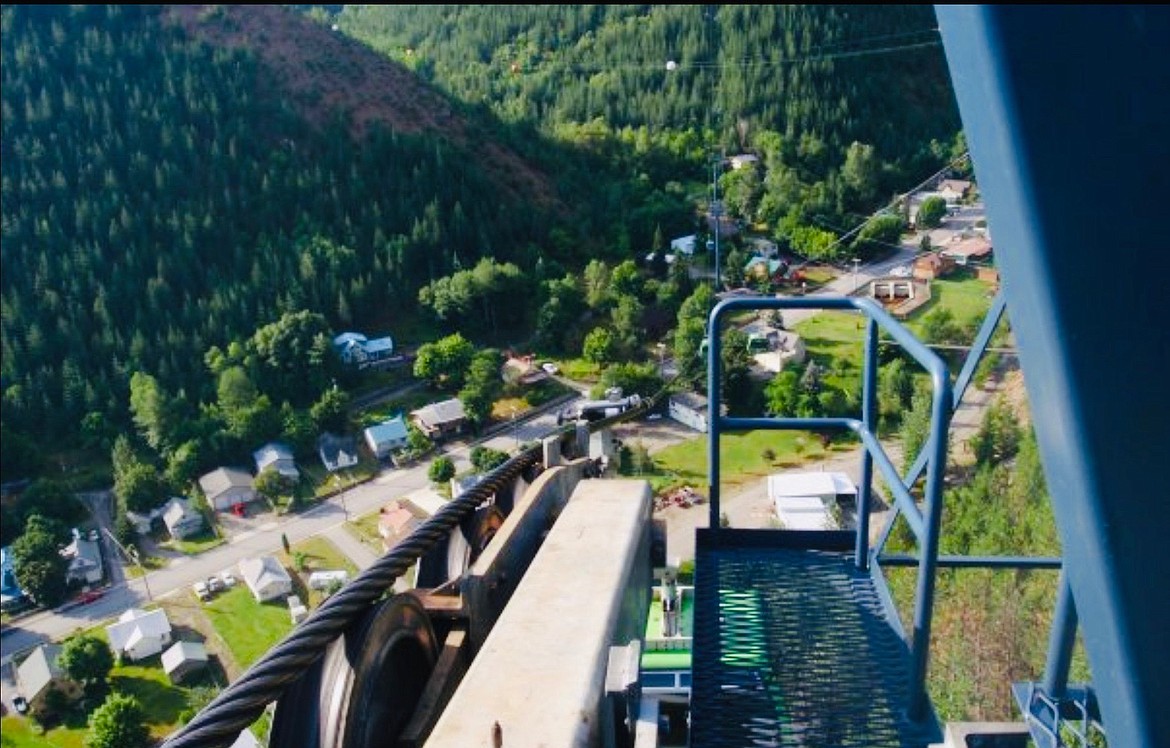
78 589 103 604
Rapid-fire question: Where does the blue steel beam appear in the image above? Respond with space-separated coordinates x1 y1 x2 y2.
937 7 1170 746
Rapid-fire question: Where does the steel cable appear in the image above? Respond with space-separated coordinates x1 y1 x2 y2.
163 384 669 748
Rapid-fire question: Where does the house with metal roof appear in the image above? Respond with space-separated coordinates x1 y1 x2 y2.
199 467 256 512
16 644 81 715
252 441 300 481
162 497 205 540
162 640 209 683
317 432 359 472
107 607 174 661
363 416 409 459
239 556 293 603
410 398 467 440
62 528 102 585
1 546 27 611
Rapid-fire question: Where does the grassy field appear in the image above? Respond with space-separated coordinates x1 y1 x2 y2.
907 271 997 334
345 509 385 556
281 536 358 608
0 651 220 748
649 429 845 494
161 529 224 556
201 586 293 669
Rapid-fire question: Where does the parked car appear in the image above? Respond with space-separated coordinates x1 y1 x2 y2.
207 575 225 593
193 581 211 601
540 361 559 375
13 696 29 714
87 528 100 542
78 589 103 605
220 571 237 588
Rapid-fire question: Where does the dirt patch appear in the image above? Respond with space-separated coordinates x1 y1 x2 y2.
163 5 561 212
159 595 244 681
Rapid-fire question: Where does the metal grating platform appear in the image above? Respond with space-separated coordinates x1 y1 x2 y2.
690 530 939 747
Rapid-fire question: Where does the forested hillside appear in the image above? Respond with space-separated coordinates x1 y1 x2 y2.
1 4 963 483
334 5 958 165
0 5 576 473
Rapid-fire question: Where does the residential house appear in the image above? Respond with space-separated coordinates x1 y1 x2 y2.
939 235 993 266
239 556 293 603
670 235 697 256
0 546 27 611
378 500 426 552
668 392 712 433
767 472 858 531
500 356 548 387
364 416 409 459
199 467 256 512
16 644 81 716
743 255 789 284
161 497 204 540
751 330 807 375
252 441 300 481
317 432 359 472
410 399 468 440
729 153 760 170
62 528 102 585
106 607 173 661
333 332 395 368
937 178 973 203
913 251 956 281
161 640 209 683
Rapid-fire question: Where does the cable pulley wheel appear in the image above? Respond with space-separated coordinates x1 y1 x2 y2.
270 593 440 748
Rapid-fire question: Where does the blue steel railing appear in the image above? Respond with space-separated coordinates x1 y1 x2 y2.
706 294 953 723
704 292 1072 731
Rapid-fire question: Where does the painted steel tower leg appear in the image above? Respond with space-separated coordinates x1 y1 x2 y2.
936 7 1170 747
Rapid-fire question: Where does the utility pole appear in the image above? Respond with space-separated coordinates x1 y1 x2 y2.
711 155 722 293
103 527 151 602
852 257 861 295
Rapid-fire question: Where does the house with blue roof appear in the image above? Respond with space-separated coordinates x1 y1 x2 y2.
1 546 27 611
364 416 409 459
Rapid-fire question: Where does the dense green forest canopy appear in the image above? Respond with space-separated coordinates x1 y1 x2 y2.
333 4 958 159
1 4 961 482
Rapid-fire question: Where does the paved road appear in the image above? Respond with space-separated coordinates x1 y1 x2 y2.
0 394 584 665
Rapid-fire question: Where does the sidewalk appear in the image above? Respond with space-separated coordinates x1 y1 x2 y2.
323 524 380 570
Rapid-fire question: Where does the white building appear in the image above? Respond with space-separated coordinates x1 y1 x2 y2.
199 467 256 512
308 570 349 590
161 640 208 683
106 608 173 662
670 235 697 256
239 556 293 603
767 471 858 531
161 497 204 540
62 528 102 585
668 392 711 433
252 442 300 481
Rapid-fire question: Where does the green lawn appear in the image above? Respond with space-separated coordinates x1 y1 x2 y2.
556 358 601 382
649 430 843 493
161 529 224 556
201 586 293 668
281 536 358 608
906 272 996 334
0 653 217 748
345 509 386 556
1 715 86 748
